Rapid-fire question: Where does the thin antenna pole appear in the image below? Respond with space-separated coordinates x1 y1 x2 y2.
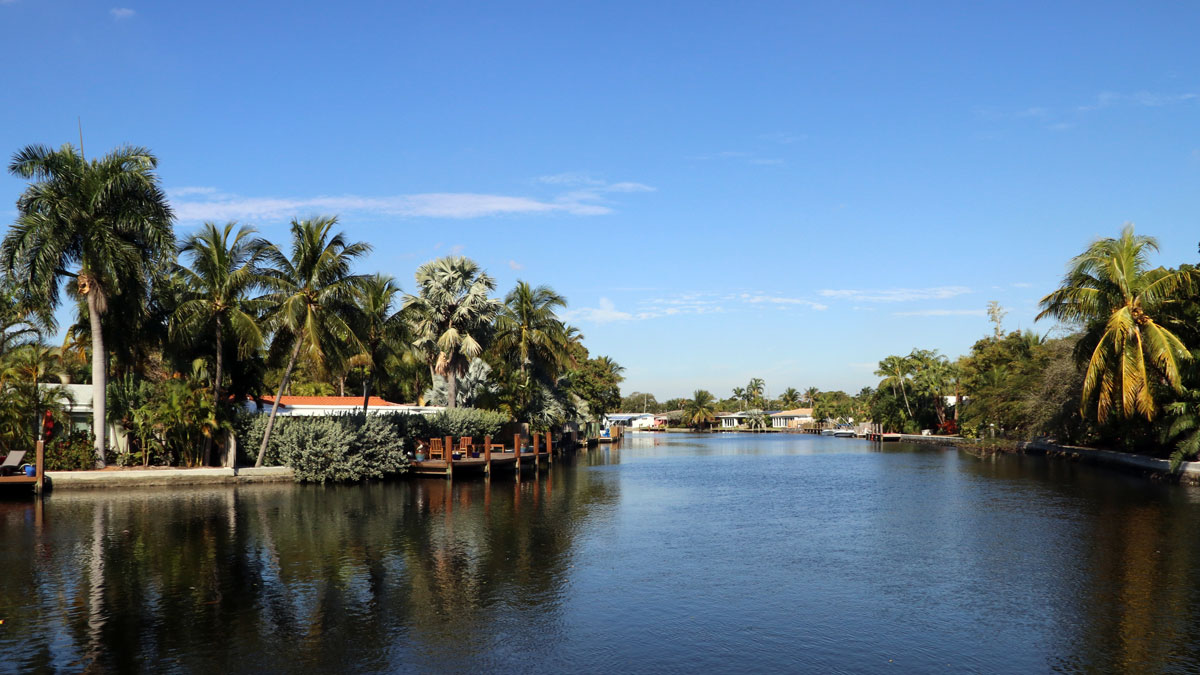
77 117 85 160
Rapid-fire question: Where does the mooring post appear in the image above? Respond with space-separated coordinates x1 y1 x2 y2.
484 435 492 475
546 432 553 463
35 439 44 494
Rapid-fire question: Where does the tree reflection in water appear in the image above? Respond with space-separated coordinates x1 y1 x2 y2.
0 457 617 673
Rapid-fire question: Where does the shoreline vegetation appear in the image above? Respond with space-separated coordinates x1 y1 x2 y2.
0 143 625 483
3 142 1199 487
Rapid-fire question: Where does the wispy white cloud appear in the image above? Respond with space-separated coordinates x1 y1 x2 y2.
738 293 827 311
1010 281 1033 288
747 158 785 166
535 172 605 186
561 298 634 323
449 244 464 255
1078 90 1198 112
893 308 986 317
819 286 971 303
507 259 523 271
110 7 135 19
170 178 652 223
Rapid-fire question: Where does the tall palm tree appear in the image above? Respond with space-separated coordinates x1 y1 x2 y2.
255 217 369 467
495 281 568 381
351 273 407 413
875 355 913 419
2 143 173 467
683 389 717 429
746 377 765 407
404 256 501 409
1037 225 1194 422
173 222 272 465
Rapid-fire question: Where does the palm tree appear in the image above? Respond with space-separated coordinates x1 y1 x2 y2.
683 389 717 430
779 387 801 408
2 143 174 467
494 281 568 414
255 217 370 467
173 222 272 465
351 273 407 413
746 377 765 407
404 256 501 409
1037 225 1195 422
875 355 913 419
803 386 820 409
731 386 746 411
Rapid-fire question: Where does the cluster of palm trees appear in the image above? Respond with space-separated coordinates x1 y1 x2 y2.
1 143 623 468
873 226 1200 466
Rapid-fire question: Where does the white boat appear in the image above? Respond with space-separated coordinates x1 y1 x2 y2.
820 429 836 436
832 430 855 438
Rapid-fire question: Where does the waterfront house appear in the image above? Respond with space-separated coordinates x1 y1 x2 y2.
715 412 747 428
770 408 814 428
605 413 656 429
654 410 683 427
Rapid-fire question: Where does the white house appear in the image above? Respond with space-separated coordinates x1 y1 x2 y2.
770 408 814 428
605 413 656 429
714 412 748 428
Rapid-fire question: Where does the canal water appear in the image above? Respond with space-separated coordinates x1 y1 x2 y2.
3 434 1200 673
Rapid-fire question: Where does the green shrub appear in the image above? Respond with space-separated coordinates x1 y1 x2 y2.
418 407 509 440
44 434 100 471
233 412 410 483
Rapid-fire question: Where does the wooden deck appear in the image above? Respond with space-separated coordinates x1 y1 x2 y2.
0 440 46 494
410 433 557 479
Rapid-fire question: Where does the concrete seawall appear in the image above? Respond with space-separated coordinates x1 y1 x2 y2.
1018 440 1200 484
45 466 294 490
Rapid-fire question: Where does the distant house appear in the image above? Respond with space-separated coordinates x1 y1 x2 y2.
654 410 683 427
246 396 444 417
605 413 656 429
770 408 814 428
715 412 747 428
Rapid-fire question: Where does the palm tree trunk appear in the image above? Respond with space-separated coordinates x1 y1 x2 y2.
256 340 302 468
204 320 223 467
897 376 913 419
446 373 458 409
362 369 372 413
87 290 107 469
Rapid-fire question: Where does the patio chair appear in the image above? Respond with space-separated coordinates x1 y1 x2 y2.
0 450 27 476
428 438 444 460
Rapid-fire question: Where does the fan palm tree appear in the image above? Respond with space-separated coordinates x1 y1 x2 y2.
255 217 370 467
173 222 272 464
2 143 174 467
1037 225 1195 422
683 389 717 430
875 355 913 419
351 273 407 413
404 256 501 409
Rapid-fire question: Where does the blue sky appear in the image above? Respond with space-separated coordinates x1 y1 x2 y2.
2 1 1199 399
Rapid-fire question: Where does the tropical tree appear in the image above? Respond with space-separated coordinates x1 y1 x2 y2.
803 386 820 408
746 377 765 407
173 222 271 464
255 217 369 467
683 389 717 430
350 273 407 412
2 143 174 467
1037 225 1195 422
779 387 801 408
404 256 501 409
731 386 746 411
494 280 567 415
875 355 913 419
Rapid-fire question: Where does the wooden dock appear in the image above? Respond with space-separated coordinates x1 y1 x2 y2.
410 432 557 479
0 440 46 494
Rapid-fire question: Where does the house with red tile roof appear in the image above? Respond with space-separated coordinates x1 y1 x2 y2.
244 395 444 417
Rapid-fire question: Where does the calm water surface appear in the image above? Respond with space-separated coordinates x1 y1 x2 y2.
4 434 1200 673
